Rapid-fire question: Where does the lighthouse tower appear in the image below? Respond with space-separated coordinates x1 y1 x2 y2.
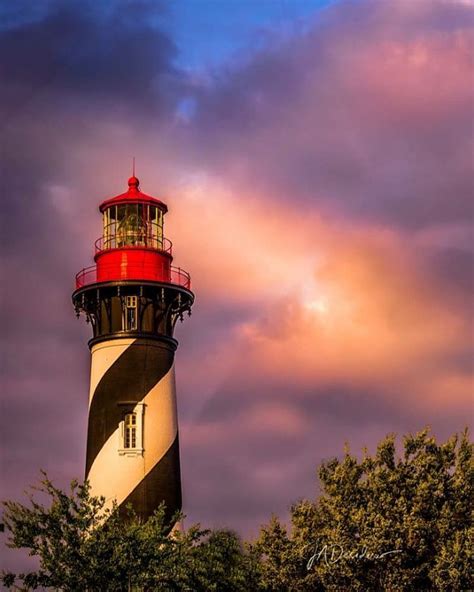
72 175 193 523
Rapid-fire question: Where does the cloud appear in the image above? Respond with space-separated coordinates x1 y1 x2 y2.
176 0 474 229
170 177 472 531
1 0 472 552
0 0 177 107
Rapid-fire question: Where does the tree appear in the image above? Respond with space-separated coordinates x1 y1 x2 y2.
251 428 473 591
1 474 254 591
3 430 472 591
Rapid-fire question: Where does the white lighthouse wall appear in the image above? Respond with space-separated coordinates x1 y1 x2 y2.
88 338 135 407
87 339 178 512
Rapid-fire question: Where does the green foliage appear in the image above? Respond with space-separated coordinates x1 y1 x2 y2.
251 428 473 591
1 473 254 591
248 515 311 592
2 430 472 591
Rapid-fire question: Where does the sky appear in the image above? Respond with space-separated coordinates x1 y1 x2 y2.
1 0 473 572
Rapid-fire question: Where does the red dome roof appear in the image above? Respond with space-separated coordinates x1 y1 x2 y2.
99 176 168 213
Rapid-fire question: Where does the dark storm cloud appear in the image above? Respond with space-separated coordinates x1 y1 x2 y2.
0 0 184 256
0 0 178 109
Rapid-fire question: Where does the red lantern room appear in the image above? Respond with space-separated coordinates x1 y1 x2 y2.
75 176 190 289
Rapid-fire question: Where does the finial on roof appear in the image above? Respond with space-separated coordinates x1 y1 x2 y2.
128 175 140 189
128 157 139 190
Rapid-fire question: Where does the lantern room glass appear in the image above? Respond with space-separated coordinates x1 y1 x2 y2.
103 205 163 249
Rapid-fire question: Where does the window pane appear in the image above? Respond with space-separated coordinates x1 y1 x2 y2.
122 412 139 450
126 307 136 330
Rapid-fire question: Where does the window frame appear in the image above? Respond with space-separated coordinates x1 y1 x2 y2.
123 296 138 331
124 412 137 449
118 403 145 457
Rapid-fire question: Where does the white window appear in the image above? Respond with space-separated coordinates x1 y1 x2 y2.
118 403 144 456
124 413 137 449
124 296 138 331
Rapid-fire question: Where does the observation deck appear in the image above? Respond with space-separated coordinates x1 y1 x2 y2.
75 263 191 290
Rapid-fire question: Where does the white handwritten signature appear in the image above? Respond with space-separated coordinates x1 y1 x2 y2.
307 544 402 569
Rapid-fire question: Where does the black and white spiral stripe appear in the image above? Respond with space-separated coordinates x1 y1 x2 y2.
85 337 181 523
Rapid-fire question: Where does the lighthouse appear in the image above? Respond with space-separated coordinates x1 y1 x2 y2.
72 175 194 523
